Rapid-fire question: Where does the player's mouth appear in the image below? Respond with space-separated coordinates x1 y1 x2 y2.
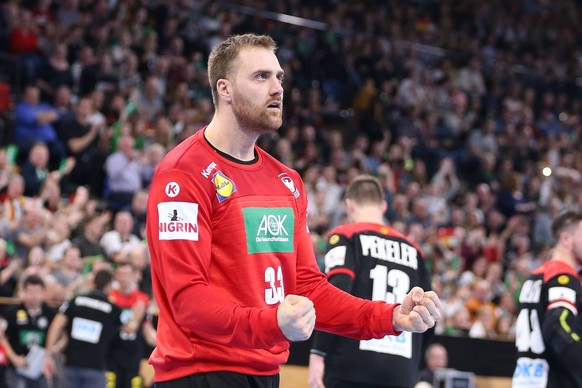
267 101 282 110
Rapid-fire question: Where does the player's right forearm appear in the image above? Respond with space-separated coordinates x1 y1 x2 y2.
168 282 287 349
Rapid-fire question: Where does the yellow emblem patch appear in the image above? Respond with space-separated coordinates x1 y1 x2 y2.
380 227 389 235
213 171 237 202
329 234 340 245
558 275 570 285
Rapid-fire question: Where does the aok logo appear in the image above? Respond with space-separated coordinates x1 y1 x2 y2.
243 207 294 253
257 214 288 238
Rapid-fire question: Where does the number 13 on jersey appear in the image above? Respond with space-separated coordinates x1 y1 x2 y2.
360 264 413 358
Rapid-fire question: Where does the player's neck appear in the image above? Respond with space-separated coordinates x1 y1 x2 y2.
349 208 385 225
205 116 258 161
551 245 576 269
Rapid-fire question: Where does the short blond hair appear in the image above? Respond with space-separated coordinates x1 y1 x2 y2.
207 33 277 106
344 175 385 205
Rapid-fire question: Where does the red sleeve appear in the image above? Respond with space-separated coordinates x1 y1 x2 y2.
292 175 400 339
147 169 285 349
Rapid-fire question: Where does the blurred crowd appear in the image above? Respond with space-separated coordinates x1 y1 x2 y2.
0 0 582 354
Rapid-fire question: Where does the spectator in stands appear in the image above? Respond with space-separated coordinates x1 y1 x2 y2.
86 89 108 129
468 303 498 339
50 245 84 301
455 56 486 97
80 52 119 98
99 210 141 264
141 142 166 188
416 343 449 387
8 9 43 84
20 143 49 197
127 190 148 239
71 212 110 261
38 175 66 215
128 243 152 297
0 147 16 194
71 46 97 96
19 142 73 198
56 0 81 28
12 202 51 260
14 85 64 170
59 185 91 231
104 135 147 211
465 279 495 324
1 175 28 234
137 75 164 123
35 43 73 103
18 246 54 288
52 85 75 126
43 212 72 265
57 96 107 198
406 197 432 229
0 237 21 297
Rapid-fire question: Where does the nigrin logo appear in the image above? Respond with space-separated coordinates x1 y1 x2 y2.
157 202 199 241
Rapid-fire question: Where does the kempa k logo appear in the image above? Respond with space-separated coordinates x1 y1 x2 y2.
165 182 180 198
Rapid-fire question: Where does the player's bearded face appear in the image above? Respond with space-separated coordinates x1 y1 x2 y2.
231 85 283 133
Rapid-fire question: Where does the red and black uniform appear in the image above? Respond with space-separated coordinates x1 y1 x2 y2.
513 260 582 388
107 289 150 388
146 128 401 383
2 302 56 385
311 223 432 387
61 290 124 370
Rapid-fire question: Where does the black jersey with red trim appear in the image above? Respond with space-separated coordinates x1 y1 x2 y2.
3 303 56 357
513 260 582 388
311 222 431 387
61 290 124 370
146 129 401 382
108 289 150 370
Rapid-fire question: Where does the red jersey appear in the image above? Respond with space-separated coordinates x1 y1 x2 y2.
9 29 39 55
109 289 150 310
146 128 399 382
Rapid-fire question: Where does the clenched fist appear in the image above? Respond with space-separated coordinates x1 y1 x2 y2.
277 294 316 341
393 286 441 333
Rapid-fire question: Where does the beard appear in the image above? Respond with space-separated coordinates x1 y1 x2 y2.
231 89 283 134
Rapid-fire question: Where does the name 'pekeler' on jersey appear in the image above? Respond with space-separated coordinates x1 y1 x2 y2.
313 222 432 387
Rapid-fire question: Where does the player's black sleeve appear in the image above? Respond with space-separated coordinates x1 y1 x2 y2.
311 234 355 356
542 307 582 385
541 271 582 386
311 263 355 356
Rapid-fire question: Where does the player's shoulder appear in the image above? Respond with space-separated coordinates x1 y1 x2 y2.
257 147 302 177
157 131 207 172
2 303 23 319
536 260 580 284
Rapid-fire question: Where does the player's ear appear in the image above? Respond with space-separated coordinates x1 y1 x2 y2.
381 200 388 214
217 79 232 103
345 198 355 214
